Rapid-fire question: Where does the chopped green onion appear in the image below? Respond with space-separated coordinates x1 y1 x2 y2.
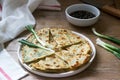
19 39 54 52
25 25 46 46
92 28 120 44
96 38 120 59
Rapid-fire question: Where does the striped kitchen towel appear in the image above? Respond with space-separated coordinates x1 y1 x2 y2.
0 49 28 80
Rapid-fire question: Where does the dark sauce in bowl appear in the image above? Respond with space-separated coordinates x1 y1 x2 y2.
70 10 95 19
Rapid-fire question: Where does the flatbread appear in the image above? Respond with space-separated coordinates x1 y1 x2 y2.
50 28 71 48
21 28 92 72
66 30 82 44
31 54 69 72
56 50 90 69
67 42 91 55
21 45 54 63
37 28 57 49
37 28 50 44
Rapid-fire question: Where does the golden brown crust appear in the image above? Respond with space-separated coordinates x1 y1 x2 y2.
30 54 70 72
21 28 92 72
50 28 71 48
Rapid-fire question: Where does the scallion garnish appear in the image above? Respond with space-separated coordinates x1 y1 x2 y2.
25 25 46 46
92 28 120 44
19 39 40 48
19 39 54 52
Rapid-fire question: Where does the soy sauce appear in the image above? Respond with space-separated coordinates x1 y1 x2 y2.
70 10 95 19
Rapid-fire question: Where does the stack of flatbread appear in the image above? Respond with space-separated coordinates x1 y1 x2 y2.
21 28 91 72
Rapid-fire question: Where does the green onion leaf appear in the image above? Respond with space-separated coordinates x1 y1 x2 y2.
92 28 120 44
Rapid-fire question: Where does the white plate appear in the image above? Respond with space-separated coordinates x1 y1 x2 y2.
18 31 96 78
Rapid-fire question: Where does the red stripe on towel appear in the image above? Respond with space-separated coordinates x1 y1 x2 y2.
0 67 12 80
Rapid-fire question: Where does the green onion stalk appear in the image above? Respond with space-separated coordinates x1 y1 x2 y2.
96 38 120 59
92 28 120 44
25 25 46 46
19 39 54 53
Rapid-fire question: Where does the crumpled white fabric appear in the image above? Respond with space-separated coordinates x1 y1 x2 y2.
0 0 40 43
0 0 60 44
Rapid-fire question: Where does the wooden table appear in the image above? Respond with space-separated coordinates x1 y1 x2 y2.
6 0 120 80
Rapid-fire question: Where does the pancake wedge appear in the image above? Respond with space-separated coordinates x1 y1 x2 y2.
67 42 91 55
21 45 54 63
66 30 82 44
31 54 69 72
37 28 57 49
50 28 71 48
56 50 90 69
37 28 50 47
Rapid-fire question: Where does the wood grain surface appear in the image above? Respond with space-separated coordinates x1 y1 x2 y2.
6 0 120 80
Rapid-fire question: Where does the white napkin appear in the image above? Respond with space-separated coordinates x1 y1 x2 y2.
0 0 61 79
0 0 61 43
0 49 28 80
0 0 36 43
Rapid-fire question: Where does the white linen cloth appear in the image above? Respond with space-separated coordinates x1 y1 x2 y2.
0 49 28 80
0 0 61 79
0 0 61 43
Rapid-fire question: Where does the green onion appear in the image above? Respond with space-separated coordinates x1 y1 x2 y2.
25 25 46 46
99 40 120 53
19 39 54 52
19 39 40 48
92 28 120 44
96 38 120 59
